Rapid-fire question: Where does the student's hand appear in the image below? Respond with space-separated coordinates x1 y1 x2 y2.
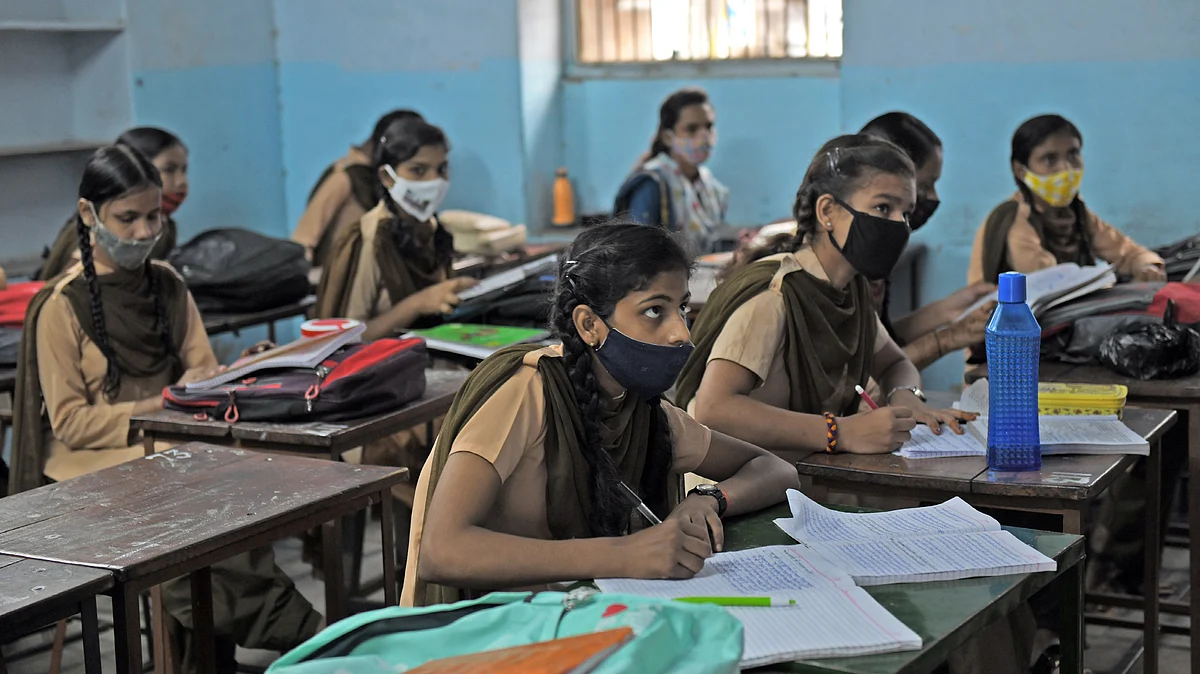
897 399 977 436
668 494 724 552
1133 264 1167 283
940 282 997 323
416 277 479 316
617 517 713 579
838 407 916 454
239 341 275 358
175 365 228 386
942 301 996 352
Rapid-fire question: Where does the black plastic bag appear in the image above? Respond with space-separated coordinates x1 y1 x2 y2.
1098 300 1200 380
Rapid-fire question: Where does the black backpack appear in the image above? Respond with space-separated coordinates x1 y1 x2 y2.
169 228 312 313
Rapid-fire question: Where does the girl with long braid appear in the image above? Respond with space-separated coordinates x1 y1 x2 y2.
401 223 796 607
11 145 321 673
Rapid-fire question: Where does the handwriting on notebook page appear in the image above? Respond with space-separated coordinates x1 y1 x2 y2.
782 490 1000 543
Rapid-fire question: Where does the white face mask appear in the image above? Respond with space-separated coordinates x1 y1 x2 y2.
384 165 449 221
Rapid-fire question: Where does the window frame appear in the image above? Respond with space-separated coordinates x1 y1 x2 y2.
562 0 841 81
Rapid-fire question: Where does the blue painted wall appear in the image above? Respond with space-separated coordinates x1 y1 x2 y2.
273 0 529 230
126 0 288 242
840 0 1200 388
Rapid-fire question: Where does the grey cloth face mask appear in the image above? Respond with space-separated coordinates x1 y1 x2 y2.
89 203 161 270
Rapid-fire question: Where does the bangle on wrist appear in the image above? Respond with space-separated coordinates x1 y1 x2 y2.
823 413 839 454
933 327 949 358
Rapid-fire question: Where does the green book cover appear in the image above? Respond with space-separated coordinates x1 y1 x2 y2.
408 323 549 349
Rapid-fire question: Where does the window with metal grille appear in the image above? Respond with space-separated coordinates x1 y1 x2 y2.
574 0 842 63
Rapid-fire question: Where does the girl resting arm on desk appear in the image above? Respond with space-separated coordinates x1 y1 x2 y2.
402 223 797 607
675 134 972 462
314 116 476 341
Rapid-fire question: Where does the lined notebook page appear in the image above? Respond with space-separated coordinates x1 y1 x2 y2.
776 490 1000 543
596 546 921 667
805 531 1057 586
895 425 984 459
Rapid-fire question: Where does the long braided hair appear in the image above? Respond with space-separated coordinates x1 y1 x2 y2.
76 144 179 400
373 116 455 271
550 222 693 536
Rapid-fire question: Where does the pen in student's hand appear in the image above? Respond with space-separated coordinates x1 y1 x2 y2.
618 481 662 525
855 385 879 410
676 596 798 607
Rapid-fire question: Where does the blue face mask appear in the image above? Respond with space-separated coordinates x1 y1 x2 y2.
594 326 695 398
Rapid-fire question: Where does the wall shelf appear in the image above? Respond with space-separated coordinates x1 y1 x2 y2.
0 140 106 158
0 20 124 33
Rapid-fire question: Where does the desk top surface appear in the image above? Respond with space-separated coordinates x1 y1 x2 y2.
0 554 113 626
797 406 1175 502
1039 361 1200 401
724 504 1083 674
132 369 466 452
0 443 406 581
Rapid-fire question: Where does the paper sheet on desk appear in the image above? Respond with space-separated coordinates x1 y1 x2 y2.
595 546 921 666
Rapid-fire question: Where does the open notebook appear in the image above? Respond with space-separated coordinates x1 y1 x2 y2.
958 262 1116 320
596 545 921 668
896 416 1148 459
774 490 1056 586
184 324 366 391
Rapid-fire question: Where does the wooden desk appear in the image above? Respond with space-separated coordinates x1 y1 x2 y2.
797 406 1175 673
724 505 1086 674
0 555 111 674
0 443 407 674
132 369 466 460
201 295 316 342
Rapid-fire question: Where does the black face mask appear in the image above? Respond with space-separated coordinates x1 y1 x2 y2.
595 326 695 398
908 197 940 231
827 197 912 281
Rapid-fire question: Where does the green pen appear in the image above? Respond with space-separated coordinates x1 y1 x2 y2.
675 597 798 607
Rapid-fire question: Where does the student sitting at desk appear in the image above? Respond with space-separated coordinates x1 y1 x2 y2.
858 112 996 370
403 223 797 607
613 87 729 254
37 127 187 280
675 135 966 460
292 108 423 267
314 115 476 340
10 145 321 673
970 113 1165 286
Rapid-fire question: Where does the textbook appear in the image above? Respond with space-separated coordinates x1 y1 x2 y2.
405 323 551 360
408 628 633 674
184 323 365 391
774 490 1057 586
958 262 1116 320
597 544 922 667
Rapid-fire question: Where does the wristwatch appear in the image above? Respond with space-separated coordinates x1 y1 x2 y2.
687 484 728 517
887 386 927 404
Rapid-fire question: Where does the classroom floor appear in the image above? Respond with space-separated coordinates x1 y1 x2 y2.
2 519 1192 674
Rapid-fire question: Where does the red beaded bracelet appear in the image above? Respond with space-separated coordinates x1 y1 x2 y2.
823 412 838 454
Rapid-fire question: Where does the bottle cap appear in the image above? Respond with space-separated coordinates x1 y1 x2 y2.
997 272 1027 303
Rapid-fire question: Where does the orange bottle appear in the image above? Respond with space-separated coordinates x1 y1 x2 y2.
552 167 575 227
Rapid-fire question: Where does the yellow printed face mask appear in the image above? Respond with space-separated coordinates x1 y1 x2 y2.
1022 168 1083 208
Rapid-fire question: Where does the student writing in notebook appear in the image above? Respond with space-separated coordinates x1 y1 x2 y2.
402 223 797 607
292 108 424 267
675 135 968 460
858 112 996 370
314 115 476 340
9 145 321 673
969 114 1165 286
37 127 187 280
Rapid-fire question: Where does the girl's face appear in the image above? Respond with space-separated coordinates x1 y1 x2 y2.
821 171 915 248
669 103 715 143
153 144 189 195
381 144 449 186
915 147 942 202
1013 131 1083 180
576 270 692 349
79 187 164 242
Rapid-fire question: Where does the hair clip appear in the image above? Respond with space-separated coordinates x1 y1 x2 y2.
825 148 844 177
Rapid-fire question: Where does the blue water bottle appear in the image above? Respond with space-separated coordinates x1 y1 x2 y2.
986 272 1042 471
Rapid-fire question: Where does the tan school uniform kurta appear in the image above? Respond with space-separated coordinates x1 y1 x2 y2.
35 265 321 663
401 345 712 606
37 266 217 481
686 247 889 417
291 146 371 257
340 202 447 323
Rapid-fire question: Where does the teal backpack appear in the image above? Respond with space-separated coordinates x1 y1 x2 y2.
267 589 743 673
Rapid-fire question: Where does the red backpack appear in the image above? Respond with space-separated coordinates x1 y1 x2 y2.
0 282 46 327
163 338 429 423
